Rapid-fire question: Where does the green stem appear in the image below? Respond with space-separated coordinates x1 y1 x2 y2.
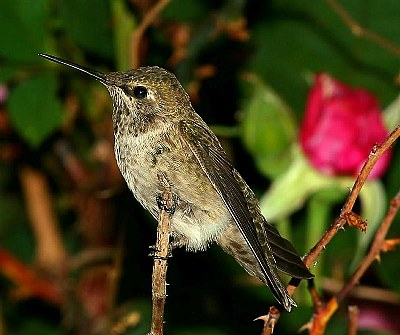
111 0 136 71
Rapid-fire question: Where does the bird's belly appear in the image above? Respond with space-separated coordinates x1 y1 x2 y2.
115 134 231 251
170 198 231 251
131 164 231 251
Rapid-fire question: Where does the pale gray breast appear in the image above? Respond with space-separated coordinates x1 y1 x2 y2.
114 126 231 250
114 128 166 217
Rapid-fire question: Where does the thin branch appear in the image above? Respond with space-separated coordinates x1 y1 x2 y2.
308 187 400 334
131 0 171 68
148 178 174 335
347 305 359 335
255 306 281 335
307 298 339 335
337 190 400 302
19 166 67 271
262 124 400 332
327 0 400 58
309 280 324 314
304 124 400 268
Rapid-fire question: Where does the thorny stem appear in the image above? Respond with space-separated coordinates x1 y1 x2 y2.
306 129 400 334
337 190 400 302
256 307 281 335
327 0 400 58
309 280 324 313
309 299 339 335
261 124 400 334
149 185 174 335
304 124 400 268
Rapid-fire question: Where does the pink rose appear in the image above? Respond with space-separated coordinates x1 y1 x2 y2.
299 74 391 179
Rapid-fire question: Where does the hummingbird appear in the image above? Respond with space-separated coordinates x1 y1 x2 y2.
39 53 313 311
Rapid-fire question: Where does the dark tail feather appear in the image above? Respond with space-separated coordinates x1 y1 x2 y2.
264 224 314 279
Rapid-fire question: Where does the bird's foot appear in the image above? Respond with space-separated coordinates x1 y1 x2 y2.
156 193 178 214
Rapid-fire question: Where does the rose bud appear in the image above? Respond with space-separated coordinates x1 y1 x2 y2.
299 73 391 179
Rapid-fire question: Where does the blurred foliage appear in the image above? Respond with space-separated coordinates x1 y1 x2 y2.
7 74 64 147
239 74 297 179
0 0 400 334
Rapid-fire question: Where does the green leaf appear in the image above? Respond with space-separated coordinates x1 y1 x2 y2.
248 1 399 114
0 192 35 263
7 74 64 147
239 74 297 178
0 67 18 82
303 188 347 283
306 189 347 249
259 147 338 222
383 91 400 131
111 0 137 71
162 0 207 23
59 0 113 58
0 0 50 62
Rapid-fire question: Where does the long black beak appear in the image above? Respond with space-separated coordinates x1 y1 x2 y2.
38 53 108 84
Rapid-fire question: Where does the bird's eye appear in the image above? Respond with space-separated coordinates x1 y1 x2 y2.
133 86 148 99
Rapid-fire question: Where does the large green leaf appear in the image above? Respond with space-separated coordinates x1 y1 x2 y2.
259 147 337 222
111 0 137 71
239 74 297 178
248 0 399 114
7 74 64 147
59 0 113 58
162 0 208 22
384 91 400 131
0 0 50 62
0 67 18 82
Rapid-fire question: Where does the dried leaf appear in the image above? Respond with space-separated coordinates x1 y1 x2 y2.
344 212 368 232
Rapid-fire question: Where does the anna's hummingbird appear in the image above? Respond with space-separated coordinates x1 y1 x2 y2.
39 53 313 311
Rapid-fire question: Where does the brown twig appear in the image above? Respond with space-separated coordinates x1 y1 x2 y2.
309 298 339 335
262 124 400 333
19 166 67 272
304 124 400 268
309 280 324 314
308 182 400 334
347 305 359 335
327 0 400 58
131 0 171 68
148 178 174 335
337 190 400 302
255 306 281 335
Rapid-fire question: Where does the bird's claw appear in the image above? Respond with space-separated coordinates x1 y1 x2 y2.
156 193 178 214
